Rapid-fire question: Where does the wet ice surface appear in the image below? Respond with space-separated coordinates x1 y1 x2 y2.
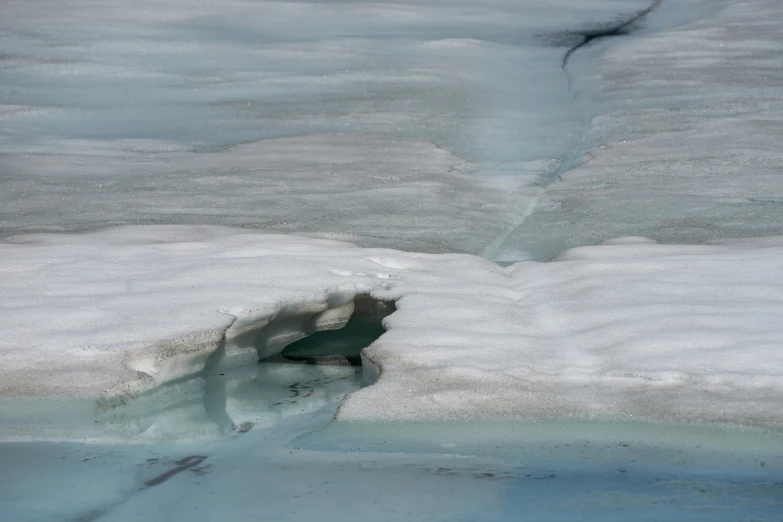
494 0 783 261
3 0 783 520
1 230 783 520
1 0 668 254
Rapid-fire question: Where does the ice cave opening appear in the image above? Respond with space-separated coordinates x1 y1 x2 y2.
94 295 397 440
279 296 396 369
198 295 396 437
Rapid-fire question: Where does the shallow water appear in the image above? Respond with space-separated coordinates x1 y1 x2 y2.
3 305 782 521
2 400 782 521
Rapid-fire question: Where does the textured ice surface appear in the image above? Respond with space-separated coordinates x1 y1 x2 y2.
1 227 782 441
2 1 783 518
495 0 783 260
1 0 781 439
1 0 681 254
0 135 538 254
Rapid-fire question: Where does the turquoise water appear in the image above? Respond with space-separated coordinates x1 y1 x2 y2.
2 398 781 521
2 289 781 521
2 304 782 522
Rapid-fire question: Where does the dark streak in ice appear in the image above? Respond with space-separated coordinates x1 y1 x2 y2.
559 0 662 68
144 456 208 487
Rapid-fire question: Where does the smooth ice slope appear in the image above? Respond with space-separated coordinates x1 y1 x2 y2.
1 227 782 440
495 0 783 260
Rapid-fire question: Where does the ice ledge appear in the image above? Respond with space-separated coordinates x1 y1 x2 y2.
1 226 782 439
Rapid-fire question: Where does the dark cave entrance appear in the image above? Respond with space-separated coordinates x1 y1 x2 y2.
277 296 396 368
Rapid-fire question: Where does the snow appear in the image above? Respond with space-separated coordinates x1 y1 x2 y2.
0 0 781 447
1 227 782 441
346 237 783 429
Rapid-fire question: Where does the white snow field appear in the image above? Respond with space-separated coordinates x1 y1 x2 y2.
2 0 783 520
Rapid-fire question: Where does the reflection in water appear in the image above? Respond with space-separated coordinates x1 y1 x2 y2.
2 413 782 522
98 296 393 440
216 360 360 433
208 296 394 434
67 295 782 521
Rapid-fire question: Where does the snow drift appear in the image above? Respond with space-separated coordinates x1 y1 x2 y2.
1 227 781 440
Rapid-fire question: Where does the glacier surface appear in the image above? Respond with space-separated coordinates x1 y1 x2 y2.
2 0 783 519
1 226 782 441
1 0 699 255
494 0 783 260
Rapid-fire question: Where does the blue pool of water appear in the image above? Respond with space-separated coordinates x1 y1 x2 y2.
2 362 781 522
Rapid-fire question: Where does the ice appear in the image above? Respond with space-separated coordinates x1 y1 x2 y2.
1 227 782 442
343 238 783 429
0 135 541 254
1 0 780 444
0 226 783 522
1 0 679 254
2 0 783 518
493 0 783 260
